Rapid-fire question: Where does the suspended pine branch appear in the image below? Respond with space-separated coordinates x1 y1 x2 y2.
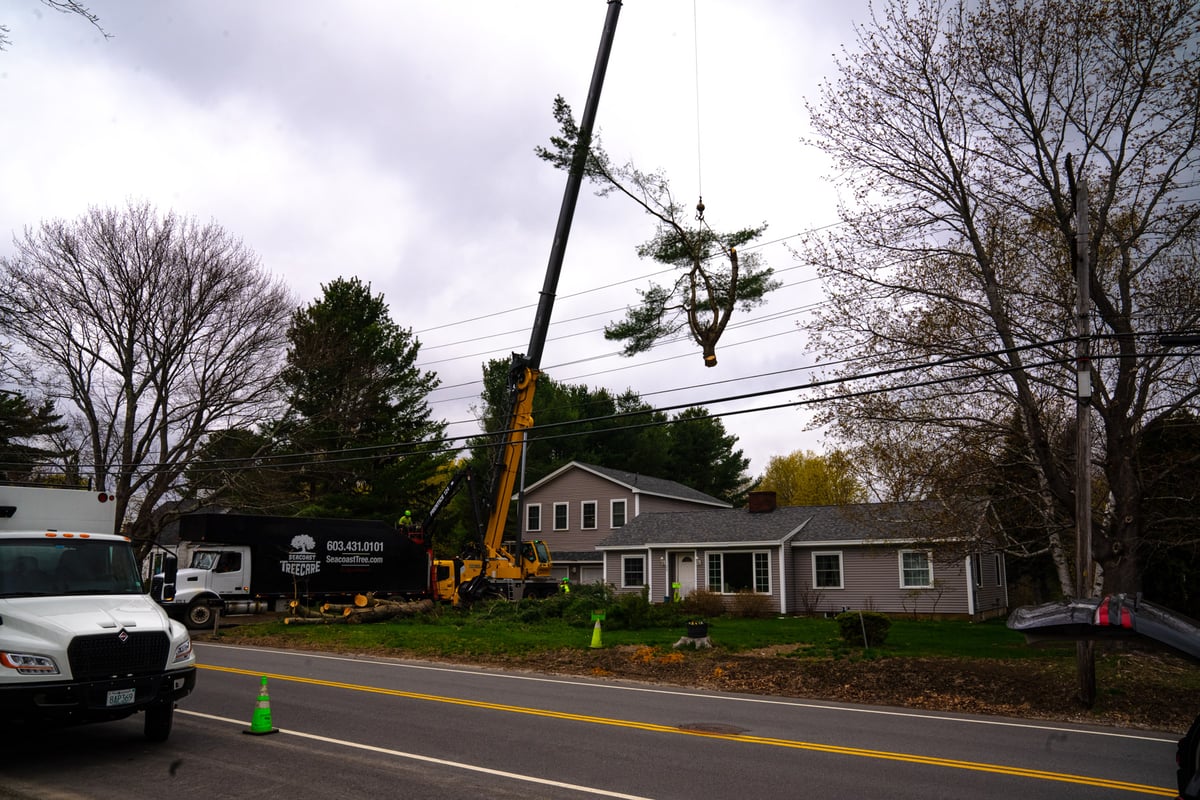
536 95 779 367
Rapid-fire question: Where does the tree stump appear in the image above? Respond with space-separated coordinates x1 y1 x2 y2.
672 635 713 649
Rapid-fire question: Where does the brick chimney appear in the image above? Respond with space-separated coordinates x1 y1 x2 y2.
747 490 777 513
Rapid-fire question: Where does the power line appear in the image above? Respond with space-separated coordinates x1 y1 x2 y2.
57 337 1085 475
15 334 1189 479
416 262 818 364
411 224 832 339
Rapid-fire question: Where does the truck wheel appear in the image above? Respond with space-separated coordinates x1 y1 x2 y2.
144 699 174 742
1180 713 1200 800
186 599 213 629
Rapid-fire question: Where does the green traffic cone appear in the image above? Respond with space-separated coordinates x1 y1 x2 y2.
244 675 279 735
590 619 603 648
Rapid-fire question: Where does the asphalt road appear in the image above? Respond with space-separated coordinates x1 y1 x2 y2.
0 642 1181 799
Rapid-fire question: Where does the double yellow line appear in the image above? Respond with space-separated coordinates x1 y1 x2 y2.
200 664 1174 797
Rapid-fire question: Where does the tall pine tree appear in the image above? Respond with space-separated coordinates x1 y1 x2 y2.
471 361 747 503
0 392 66 483
275 277 447 519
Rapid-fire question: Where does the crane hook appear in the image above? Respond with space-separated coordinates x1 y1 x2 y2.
695 196 705 222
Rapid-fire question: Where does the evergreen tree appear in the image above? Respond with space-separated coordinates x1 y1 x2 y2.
474 360 670 484
275 277 448 519
181 426 284 511
471 362 748 503
665 407 750 505
0 391 66 482
981 413 1069 606
537 96 779 367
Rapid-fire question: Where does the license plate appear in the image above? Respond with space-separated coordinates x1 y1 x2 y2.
106 688 136 707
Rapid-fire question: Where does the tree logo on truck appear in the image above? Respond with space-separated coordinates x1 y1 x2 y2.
281 534 321 577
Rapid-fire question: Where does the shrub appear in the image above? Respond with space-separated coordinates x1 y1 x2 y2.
731 590 773 619
644 598 689 627
560 582 616 626
834 610 891 647
609 590 651 629
680 589 725 618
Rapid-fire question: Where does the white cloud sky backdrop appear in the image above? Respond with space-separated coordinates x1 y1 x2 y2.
1 0 873 478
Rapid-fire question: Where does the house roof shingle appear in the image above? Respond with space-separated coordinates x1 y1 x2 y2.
596 499 985 549
523 461 731 508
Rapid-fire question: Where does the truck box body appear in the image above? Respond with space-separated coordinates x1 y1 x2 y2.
0 486 196 741
161 513 432 626
0 484 117 535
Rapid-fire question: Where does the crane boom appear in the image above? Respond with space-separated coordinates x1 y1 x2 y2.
435 1 623 604
525 1 623 369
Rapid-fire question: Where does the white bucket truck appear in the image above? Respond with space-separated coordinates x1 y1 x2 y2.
0 485 195 741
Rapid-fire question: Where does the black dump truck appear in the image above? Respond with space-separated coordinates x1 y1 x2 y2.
155 513 432 629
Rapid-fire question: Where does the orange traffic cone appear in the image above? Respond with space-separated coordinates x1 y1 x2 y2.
244 675 279 735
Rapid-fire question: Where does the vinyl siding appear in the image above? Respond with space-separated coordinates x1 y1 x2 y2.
523 471 723 553
605 546 785 615
790 546 971 616
524 471 630 552
543 479 1002 619
971 551 1008 619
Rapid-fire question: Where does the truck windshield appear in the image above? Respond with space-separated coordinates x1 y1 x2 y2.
190 551 219 570
0 539 144 597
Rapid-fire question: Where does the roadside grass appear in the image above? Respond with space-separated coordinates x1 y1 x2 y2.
206 595 1199 730
214 600 1074 663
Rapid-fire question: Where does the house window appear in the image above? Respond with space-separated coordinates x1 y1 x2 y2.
553 502 568 531
581 501 597 530
610 499 626 528
900 550 933 588
972 554 982 587
993 553 1003 586
812 551 843 589
707 551 770 594
622 555 645 588
526 504 541 533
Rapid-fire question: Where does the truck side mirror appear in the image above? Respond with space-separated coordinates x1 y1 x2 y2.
160 554 178 602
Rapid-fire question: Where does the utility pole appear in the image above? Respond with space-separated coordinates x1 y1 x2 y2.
1073 175 1096 707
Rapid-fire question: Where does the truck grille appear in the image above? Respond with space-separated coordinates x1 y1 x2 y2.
67 631 169 681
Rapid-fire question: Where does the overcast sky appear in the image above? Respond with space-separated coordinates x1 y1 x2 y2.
1 0 873 479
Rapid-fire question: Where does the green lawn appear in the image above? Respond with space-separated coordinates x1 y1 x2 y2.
218 603 1073 663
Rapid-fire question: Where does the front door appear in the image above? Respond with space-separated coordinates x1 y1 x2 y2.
674 553 697 599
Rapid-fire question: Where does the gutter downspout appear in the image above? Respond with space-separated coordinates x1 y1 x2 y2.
966 554 976 617
647 546 654 599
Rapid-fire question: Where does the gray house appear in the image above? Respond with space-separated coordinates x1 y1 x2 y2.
519 461 730 585
595 491 1008 620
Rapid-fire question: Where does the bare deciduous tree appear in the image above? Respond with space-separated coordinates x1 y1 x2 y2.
1 1 108 51
0 202 294 554
803 0 1200 596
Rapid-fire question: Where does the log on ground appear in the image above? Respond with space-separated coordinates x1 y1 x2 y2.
345 598 434 623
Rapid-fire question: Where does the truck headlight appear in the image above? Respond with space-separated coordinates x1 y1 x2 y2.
173 639 193 663
0 652 60 675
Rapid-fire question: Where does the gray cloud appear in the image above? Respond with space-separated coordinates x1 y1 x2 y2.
1 0 871 475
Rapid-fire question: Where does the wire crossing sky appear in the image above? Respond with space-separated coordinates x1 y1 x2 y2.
0 0 871 475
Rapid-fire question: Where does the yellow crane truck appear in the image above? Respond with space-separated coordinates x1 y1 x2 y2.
429 0 623 605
